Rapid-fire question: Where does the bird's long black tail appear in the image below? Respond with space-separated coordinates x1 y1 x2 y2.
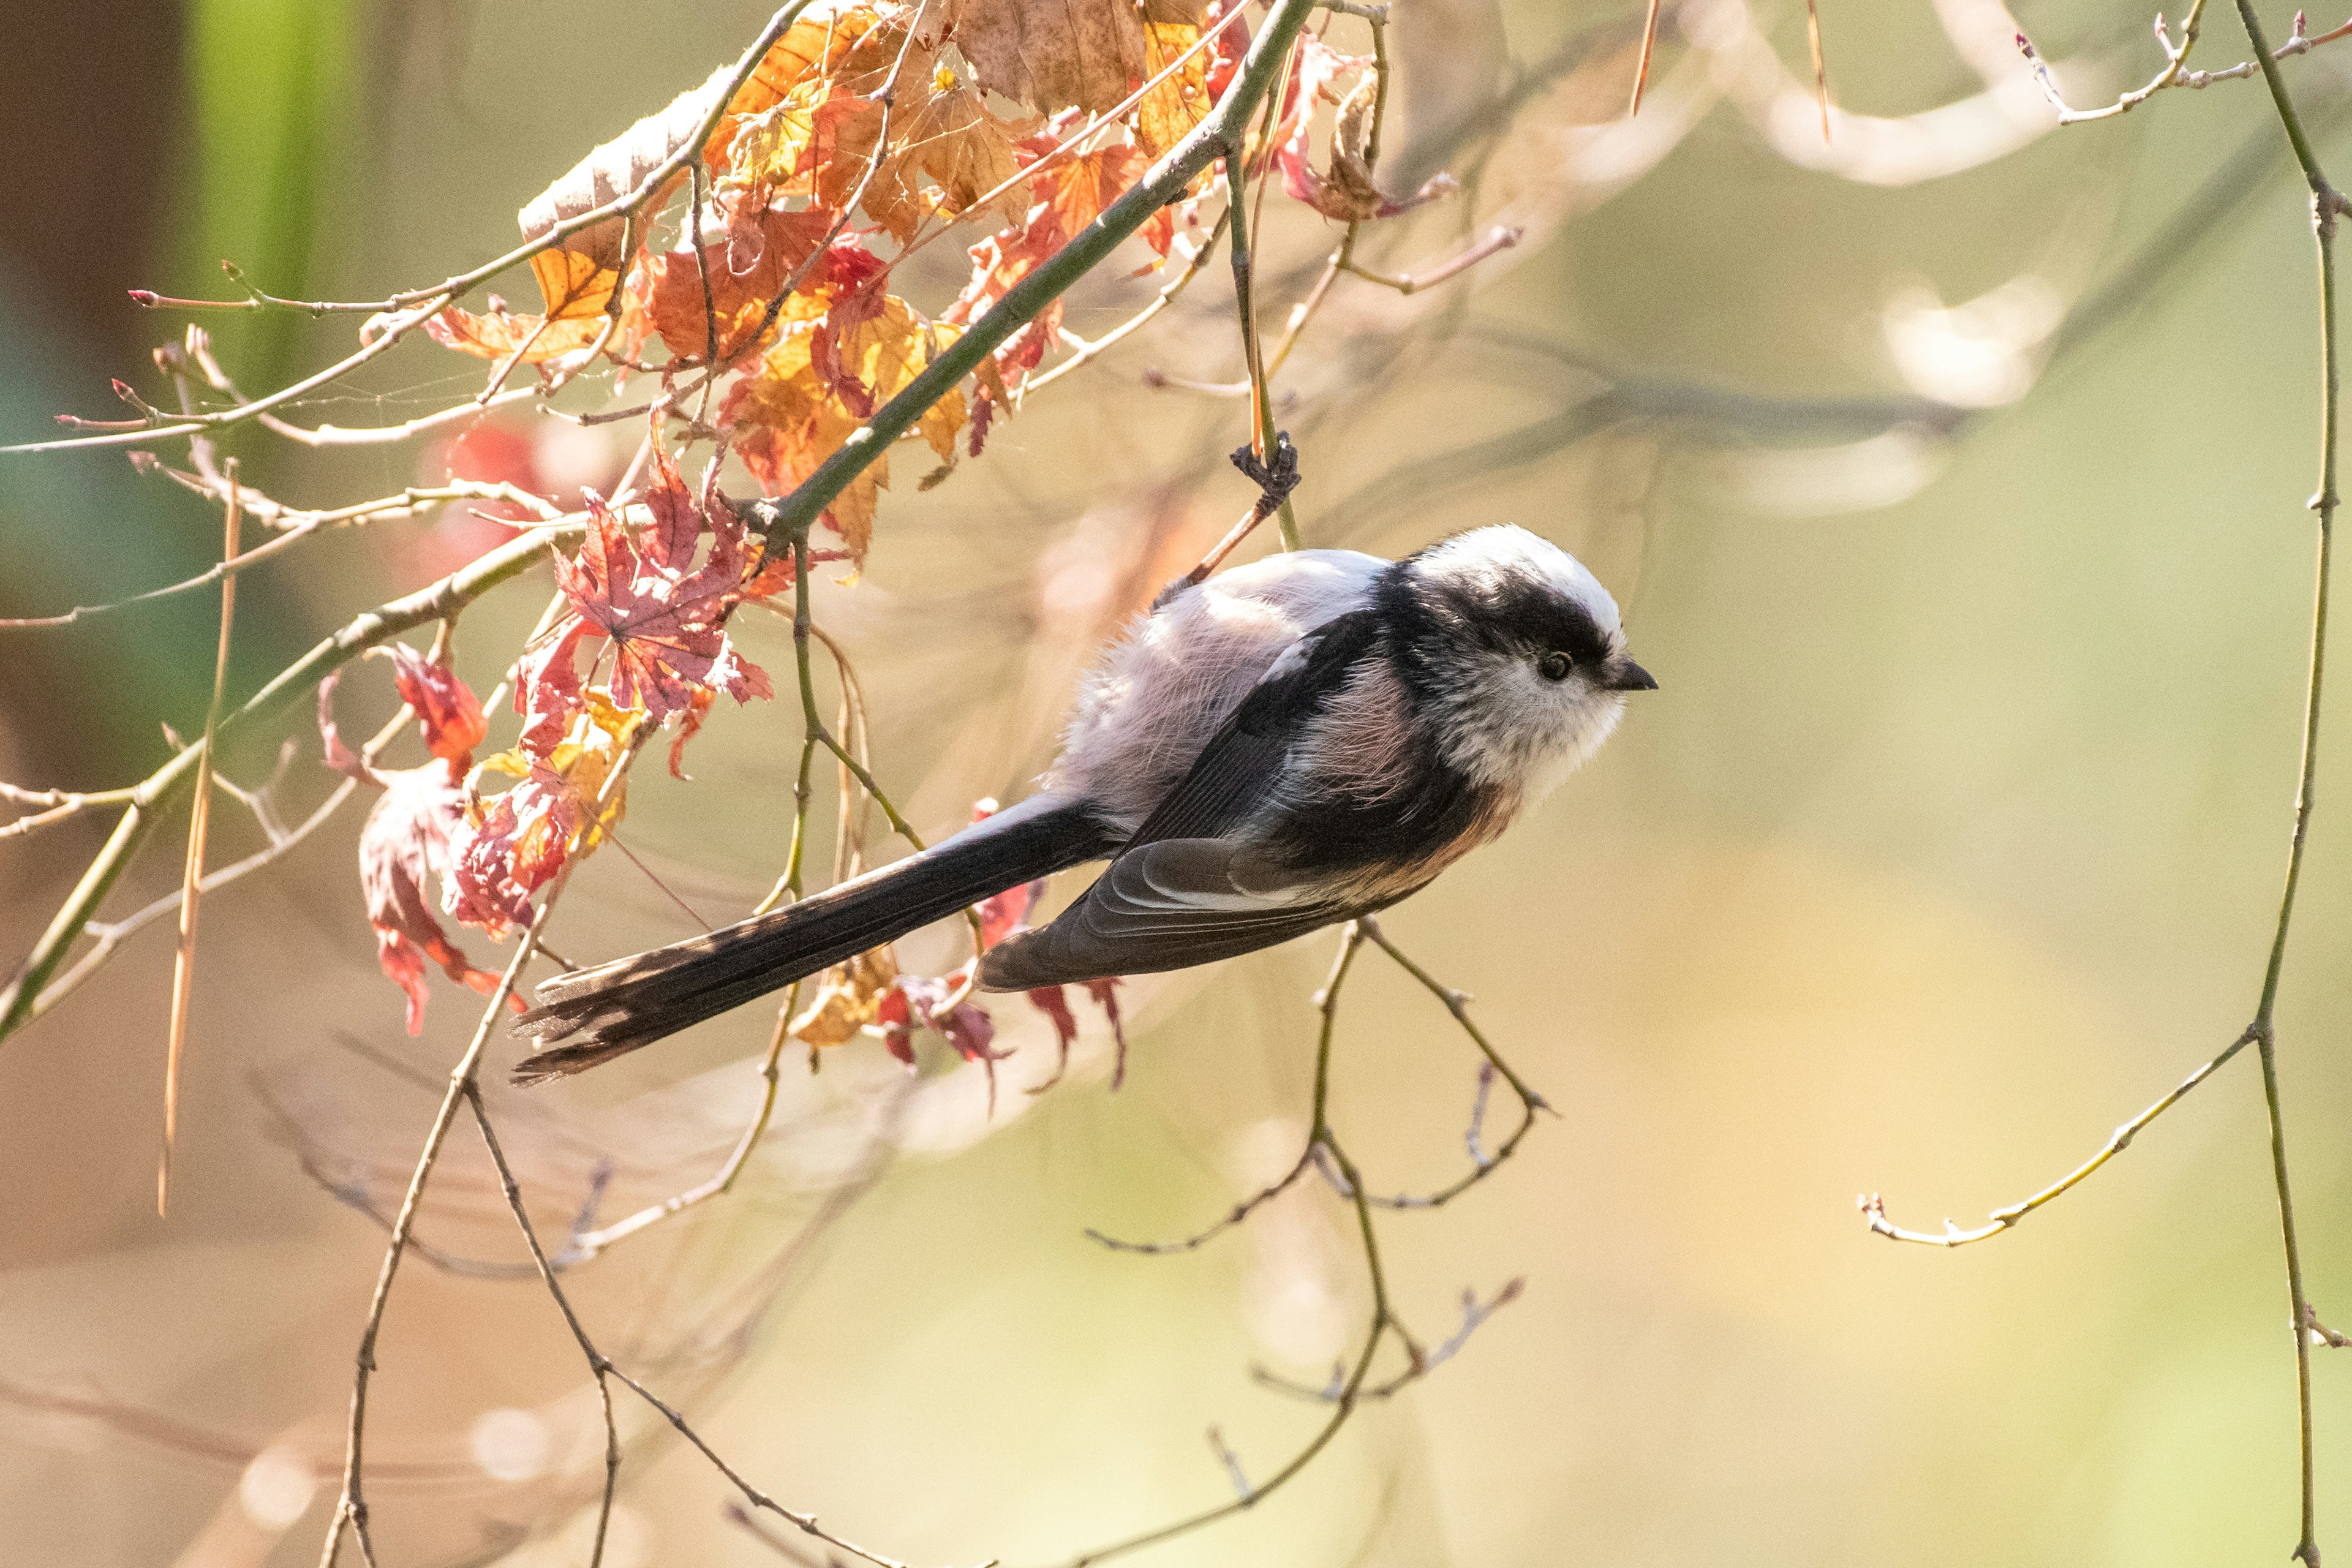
511 795 1114 1084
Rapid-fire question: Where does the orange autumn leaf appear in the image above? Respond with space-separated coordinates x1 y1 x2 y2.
641 206 841 363
426 248 619 363
710 6 917 174
725 324 886 556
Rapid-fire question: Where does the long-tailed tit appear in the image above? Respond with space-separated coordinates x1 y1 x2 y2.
513 524 1654 1082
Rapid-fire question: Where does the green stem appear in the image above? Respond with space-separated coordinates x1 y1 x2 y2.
2233 6 2335 1561
0 520 581 1043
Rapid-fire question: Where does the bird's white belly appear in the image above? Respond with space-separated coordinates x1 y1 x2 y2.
1047 549 1385 833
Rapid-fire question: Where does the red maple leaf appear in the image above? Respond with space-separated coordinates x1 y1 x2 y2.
549 486 772 727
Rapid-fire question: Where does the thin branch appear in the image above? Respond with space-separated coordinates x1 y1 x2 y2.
2015 0 2211 124
2234 7 2337 1561
0 480 567 630
1341 224 1521 296
1861 1029 2257 1247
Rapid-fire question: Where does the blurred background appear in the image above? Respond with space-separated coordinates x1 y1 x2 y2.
6 0 2352 1564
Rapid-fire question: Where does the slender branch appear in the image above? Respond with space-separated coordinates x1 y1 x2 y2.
2017 0 2211 124
1860 1028 2256 1246
1 481 567 630
1342 225 1522 296
2234 9 2337 1562
464 1088 622 1566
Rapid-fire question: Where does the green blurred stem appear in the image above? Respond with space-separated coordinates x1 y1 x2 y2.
745 0 1321 550
0 521 583 1046
2237 4 2335 1562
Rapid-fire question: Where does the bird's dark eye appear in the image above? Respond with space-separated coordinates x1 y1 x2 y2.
1537 650 1574 682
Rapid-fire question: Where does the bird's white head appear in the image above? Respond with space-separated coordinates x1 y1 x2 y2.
1382 524 1655 799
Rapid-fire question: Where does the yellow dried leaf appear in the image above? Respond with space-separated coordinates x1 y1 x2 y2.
947 0 1147 114
790 946 900 1047
1135 23 1208 159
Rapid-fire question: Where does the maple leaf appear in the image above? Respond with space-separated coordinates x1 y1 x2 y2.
448 693 636 935
865 76 1035 242
724 295 969 555
727 340 884 555
361 764 521 1032
717 2 914 166
513 618 592 760
317 667 511 1030
643 205 841 364
551 489 772 726
426 249 620 363
384 643 488 762
948 0 1205 115
949 140 1151 330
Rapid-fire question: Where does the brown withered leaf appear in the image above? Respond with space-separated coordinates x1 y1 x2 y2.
866 78 1034 241
426 249 619 363
1134 23 1210 158
1279 74 1455 222
950 0 1147 114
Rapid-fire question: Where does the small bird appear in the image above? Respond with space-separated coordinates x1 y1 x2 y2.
513 525 1654 1082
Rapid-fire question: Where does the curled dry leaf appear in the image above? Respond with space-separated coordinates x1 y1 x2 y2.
362 765 520 1032
790 946 902 1047
1276 65 1455 222
384 643 488 762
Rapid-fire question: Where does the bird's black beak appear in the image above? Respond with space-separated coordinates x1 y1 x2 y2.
1603 658 1658 692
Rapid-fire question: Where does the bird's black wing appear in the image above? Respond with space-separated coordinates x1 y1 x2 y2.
1117 608 1382 848
978 610 1395 991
